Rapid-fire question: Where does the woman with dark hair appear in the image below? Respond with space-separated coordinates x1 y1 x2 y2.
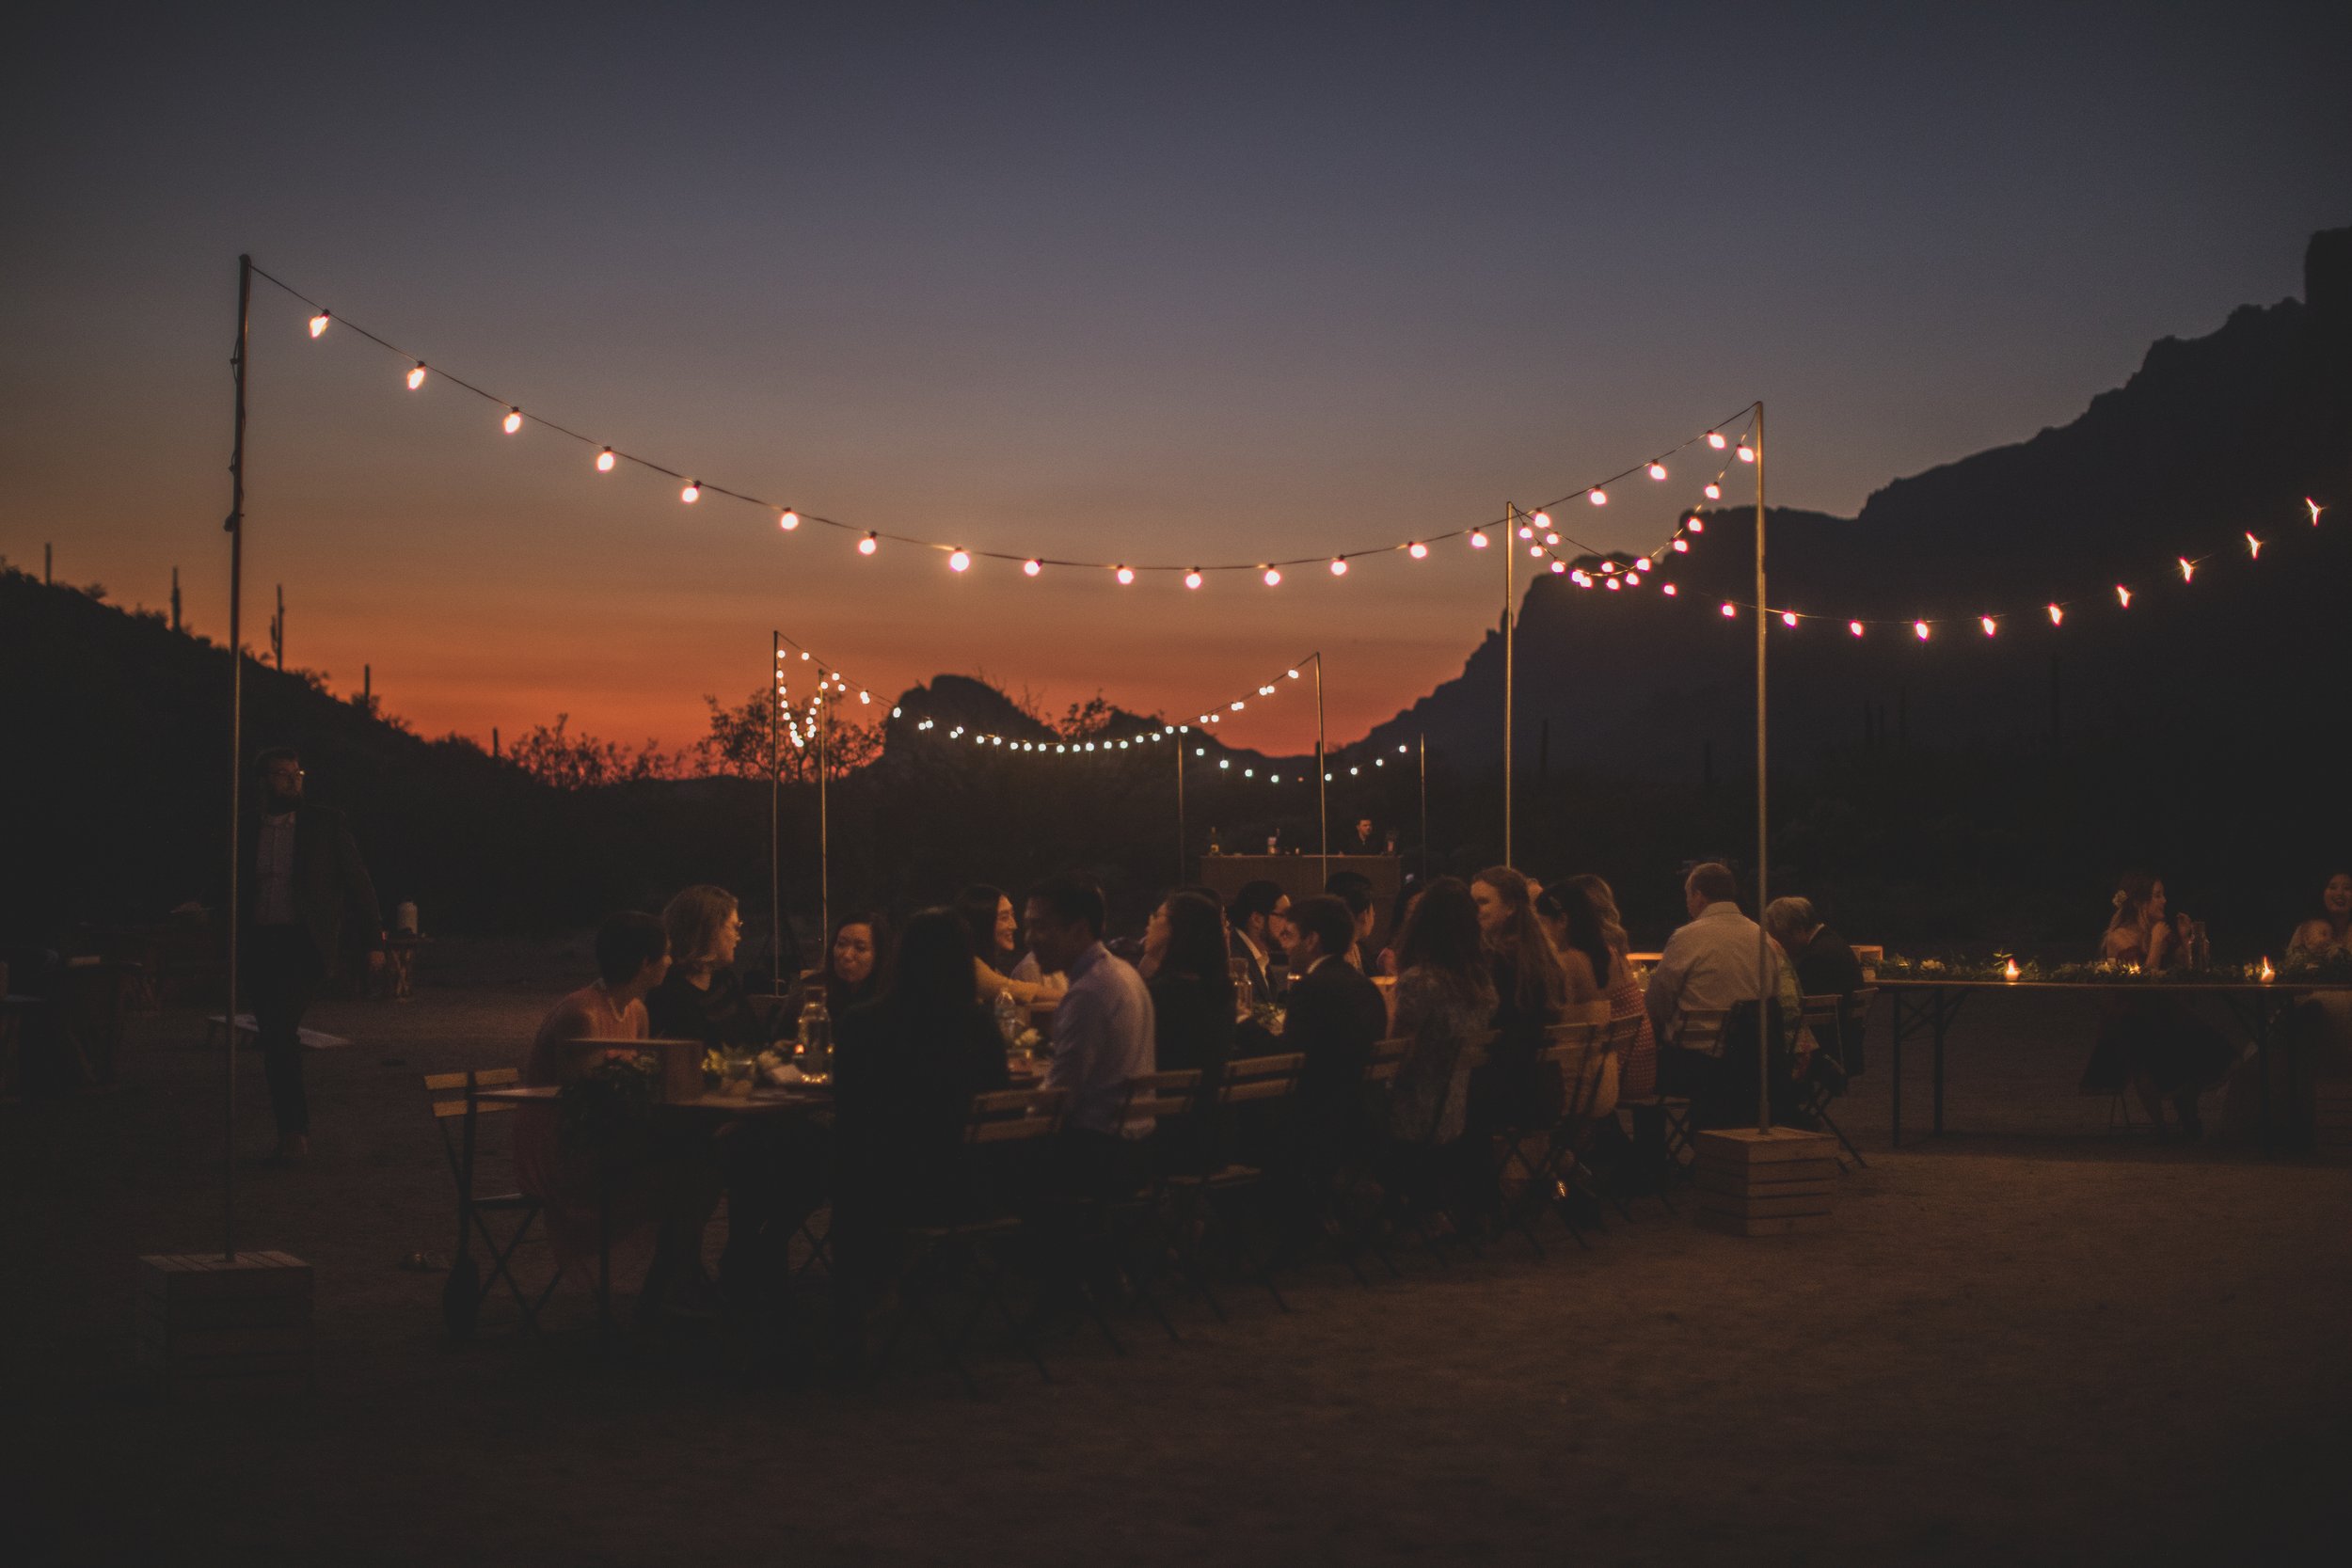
647 884 764 1050
1140 891 1237 1170
1532 878 1618 1028
2086 873 2229 1136
958 882 1062 1006
1464 867 1570 1138
1565 873 1659 1100
793 910 890 1021
1386 878 1494 1146
830 910 1012 1319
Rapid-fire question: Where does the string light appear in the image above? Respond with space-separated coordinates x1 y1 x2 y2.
1330 558 1348 576
1661 583 1677 596
1549 560 1565 575
502 408 522 435
948 548 971 573
1708 432 1726 450
2246 532 2262 559
859 533 878 556
1781 610 1798 627
1673 539 1690 553
406 363 427 390
2309 498 2324 526
308 310 330 338
2116 585 2131 608
1263 568 1281 587
1588 488 1608 506
779 509 799 531
1634 557 1652 572
1721 603 1737 618
1980 616 1998 637
1687 517 1705 533
1184 569 1203 590
1703 483 1721 499
680 481 700 503
1647 463 1668 481
2047 604 2064 626
1023 558 1041 577
1849 620 1865 638
2178 557 2195 583
1914 621 1931 641
1470 530 1489 549
1116 565 1136 585
1407 542 1427 560
1736 443 1756 463
596 447 615 472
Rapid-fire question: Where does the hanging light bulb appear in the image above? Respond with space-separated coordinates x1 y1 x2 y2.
1914 621 1931 641
1736 443 1756 463
680 481 700 503
1600 561 1618 575
1286 669 1301 679
308 310 330 338
947 548 971 573
2246 532 2262 559
1023 558 1041 577
1549 560 1566 575
858 689 871 704
1545 532 1561 546
858 532 878 556
1687 517 1705 533
2116 585 2131 608
1673 539 1690 553
1661 583 1678 596
1470 529 1489 549
1184 569 1203 590
406 363 428 390
502 408 523 435
1329 557 1347 576
1115 565 1136 585
2178 557 2195 582
1518 524 1534 540
1263 567 1281 587
1634 556 1653 572
1980 617 1998 637
1605 577 1621 591
1407 542 1428 560
1704 483 1722 500
2305 497 2323 526
1529 546 1545 559
1849 620 1865 638
596 448 616 472
1721 603 1737 618
1781 610 1798 627
1531 511 1551 531
779 510 799 531
1647 462 1668 481
1707 432 1726 450
2047 604 2065 626
1588 488 1608 506
1231 700 1246 712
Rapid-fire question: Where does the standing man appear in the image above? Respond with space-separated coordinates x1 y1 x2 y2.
243 747 383 1161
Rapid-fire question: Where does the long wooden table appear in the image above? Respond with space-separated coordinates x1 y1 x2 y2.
1874 977 2352 1154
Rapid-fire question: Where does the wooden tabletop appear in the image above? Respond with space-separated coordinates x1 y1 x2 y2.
1870 976 2352 994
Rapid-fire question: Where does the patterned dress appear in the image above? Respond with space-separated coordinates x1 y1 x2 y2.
1607 958 1659 1101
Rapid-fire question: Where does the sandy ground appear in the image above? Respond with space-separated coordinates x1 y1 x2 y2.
6 948 2350 1566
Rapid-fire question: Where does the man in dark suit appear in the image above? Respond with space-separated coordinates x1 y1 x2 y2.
1271 895 1388 1244
241 748 384 1160
1225 879 1289 1007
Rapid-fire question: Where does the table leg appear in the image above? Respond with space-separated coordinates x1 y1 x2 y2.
1890 994 1909 1148
1932 990 1947 1137
2255 999 2273 1157
597 1177 613 1343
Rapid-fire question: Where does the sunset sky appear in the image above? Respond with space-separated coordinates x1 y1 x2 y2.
6 4 2347 753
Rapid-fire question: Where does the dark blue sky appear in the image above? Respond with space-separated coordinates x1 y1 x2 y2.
5 2 2346 747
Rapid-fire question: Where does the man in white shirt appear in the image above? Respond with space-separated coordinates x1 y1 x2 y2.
1645 862 1779 1060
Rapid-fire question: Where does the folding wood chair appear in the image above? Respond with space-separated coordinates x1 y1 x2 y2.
1795 990 1873 1169
1071 1069 1206 1347
1330 1037 1415 1282
878 1086 1066 1397
1167 1053 1302 1315
424 1068 558 1338
1615 1005 1726 1211
1520 1022 1611 1250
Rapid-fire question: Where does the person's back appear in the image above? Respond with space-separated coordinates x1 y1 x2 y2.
1283 938 1387 1109
1148 969 1234 1079
834 992 1009 1222
1646 887 1775 1043
1793 925 1865 1001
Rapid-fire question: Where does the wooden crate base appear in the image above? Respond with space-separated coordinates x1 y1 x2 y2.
1692 1127 1837 1165
137 1251 313 1399
1697 1210 1835 1237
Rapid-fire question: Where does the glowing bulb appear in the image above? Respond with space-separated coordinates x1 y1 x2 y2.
1263 568 1281 587
1600 562 1617 574
1673 539 1689 553
1588 488 1608 506
1707 431 1726 450
308 311 330 338
779 510 799 531
2246 532 2262 559
1545 532 1561 546
1519 525 1534 540
406 363 427 390
596 448 615 472
1647 463 1668 481
1704 483 1722 500
1286 669 1300 679
1980 616 1997 637
1330 557 1347 576
2178 557 2195 583
1408 541 1427 560
1781 610 1798 628
1470 530 1489 549
1634 556 1652 572
1914 621 1931 641
1849 620 1865 638
858 533 878 556
1721 603 1737 618
2047 604 2064 626
858 690 870 705
2116 585 2131 608
680 481 700 503
1023 559 1041 577
1116 565 1136 585
502 408 522 435
947 548 971 573
1184 569 1203 590
1529 546 1544 559
1531 512 1550 530
1549 560 1565 575
1736 443 1755 463
2308 498 2324 526
1687 517 1705 534
1661 583 1677 596
1231 701 1245 712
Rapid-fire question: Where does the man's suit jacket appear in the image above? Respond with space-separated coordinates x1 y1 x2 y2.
1229 929 1273 1007
239 803 384 968
1280 957 1387 1119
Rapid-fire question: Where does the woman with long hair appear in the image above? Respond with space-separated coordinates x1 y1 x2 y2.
2289 871 2352 962
2086 873 2227 1137
958 882 1062 1006
1140 891 1238 1170
797 909 890 1020
1563 873 1659 1100
1385 878 1495 1146
1467 866 1570 1137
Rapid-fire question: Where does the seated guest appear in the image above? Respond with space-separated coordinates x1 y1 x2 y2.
1532 879 1625 1118
1763 896 1864 1001
1227 879 1290 1006
1376 877 1425 977
958 883 1063 1006
1645 863 1785 1112
1386 878 1493 1148
649 884 821 1302
1027 878 1157 1195
2287 871 2352 964
1468 866 1569 1133
1141 891 1238 1171
794 910 888 1021
830 909 1012 1309
517 911 721 1329
1325 870 1379 971
2086 873 2229 1136
2283 870 2352 1117
1274 895 1390 1234
1564 874 1658 1101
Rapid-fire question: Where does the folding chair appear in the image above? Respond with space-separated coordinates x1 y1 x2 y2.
876 1086 1067 1398
1167 1053 1302 1315
1522 1022 1610 1250
424 1068 559 1339
1795 990 1873 1169
1330 1037 1415 1282
1066 1069 1205 1348
1616 1006 1726 1210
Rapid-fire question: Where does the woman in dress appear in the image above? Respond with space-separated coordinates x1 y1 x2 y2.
1563 874 1659 1100
2086 873 2229 1136
517 911 722 1329
1385 878 1494 1148
1533 879 1628 1119
1466 867 1572 1140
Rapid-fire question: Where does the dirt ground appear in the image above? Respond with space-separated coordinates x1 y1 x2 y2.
6 944 2350 1566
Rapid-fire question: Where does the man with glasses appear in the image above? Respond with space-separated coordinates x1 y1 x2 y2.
244 747 384 1162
